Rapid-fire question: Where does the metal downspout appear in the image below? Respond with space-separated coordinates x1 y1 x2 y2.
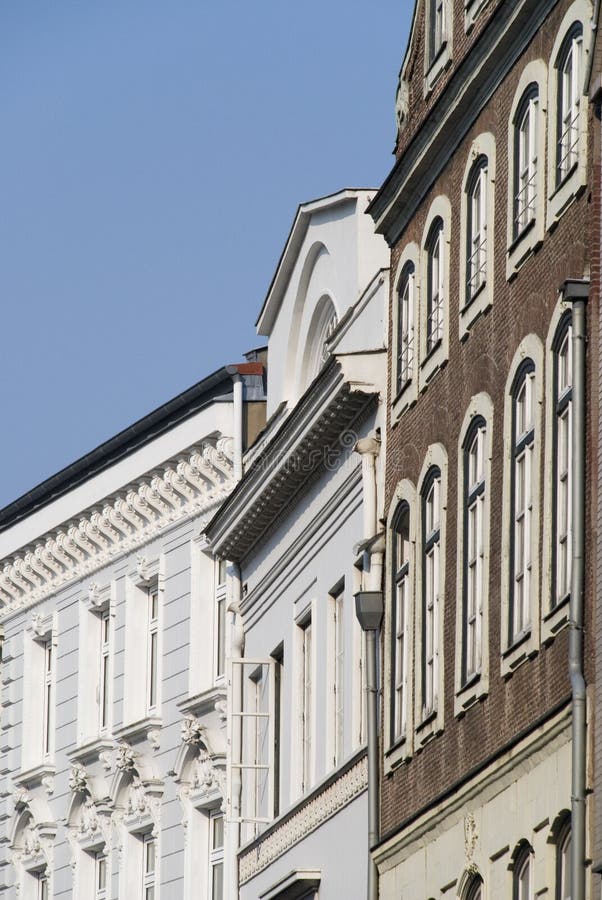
566 284 588 900
226 367 244 482
227 562 244 900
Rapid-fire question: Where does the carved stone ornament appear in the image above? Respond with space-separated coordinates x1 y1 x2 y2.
23 823 42 858
181 715 207 747
88 582 102 608
78 797 100 839
136 554 150 583
114 743 137 773
191 751 225 797
41 774 55 796
31 612 47 638
69 763 88 794
11 787 31 810
215 699 227 727
395 76 409 131
464 812 478 864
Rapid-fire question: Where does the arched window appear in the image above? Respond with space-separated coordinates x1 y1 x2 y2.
426 218 445 354
556 817 571 900
513 85 539 239
422 469 441 715
556 24 583 185
552 316 573 608
466 875 484 900
462 418 486 683
514 844 534 900
466 156 488 303
397 263 415 393
510 361 536 643
391 504 411 743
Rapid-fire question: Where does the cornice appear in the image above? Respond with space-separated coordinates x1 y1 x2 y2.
368 0 560 244
206 361 377 562
0 437 235 617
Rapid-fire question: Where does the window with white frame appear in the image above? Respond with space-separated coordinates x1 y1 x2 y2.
513 86 539 239
513 845 534 900
396 263 415 393
95 850 108 900
209 810 224 900
147 587 159 713
556 25 583 186
466 157 488 303
462 420 486 684
391 505 411 744
553 318 573 608
556 818 571 900
299 616 313 793
426 219 445 353
429 0 446 63
465 877 484 900
509 362 536 644
42 640 54 760
328 582 345 768
422 471 441 716
142 833 156 900
215 559 227 680
37 872 49 900
99 611 111 734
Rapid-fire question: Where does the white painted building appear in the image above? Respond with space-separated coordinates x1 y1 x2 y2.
206 189 389 900
0 358 266 900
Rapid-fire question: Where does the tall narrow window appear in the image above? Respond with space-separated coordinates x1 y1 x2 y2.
514 846 534 900
328 583 345 767
271 645 284 817
215 559 227 679
43 640 54 759
95 850 108 900
397 263 415 393
467 879 483 900
209 810 224 900
391 505 410 743
99 611 110 733
300 617 312 793
463 421 486 683
422 472 441 715
553 320 573 608
143 833 156 900
557 26 583 184
147 588 159 713
38 873 49 900
556 819 571 900
510 363 535 643
514 87 538 238
430 0 446 61
466 158 488 302
426 219 445 353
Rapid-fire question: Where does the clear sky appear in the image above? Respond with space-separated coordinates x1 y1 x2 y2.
0 1 412 509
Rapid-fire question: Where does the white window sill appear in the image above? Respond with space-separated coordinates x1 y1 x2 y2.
391 378 417 425
68 737 115 766
459 282 492 340
419 340 447 392
464 0 490 31
15 761 56 792
177 683 227 717
454 672 489 717
424 42 451 96
114 715 162 746
541 593 570 644
384 735 411 773
501 628 538 678
415 708 443 748
547 165 586 230
506 217 544 280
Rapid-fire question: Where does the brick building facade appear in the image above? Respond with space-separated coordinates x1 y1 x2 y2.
369 0 600 897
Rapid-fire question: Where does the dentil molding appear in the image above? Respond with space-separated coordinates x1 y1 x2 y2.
0 437 235 614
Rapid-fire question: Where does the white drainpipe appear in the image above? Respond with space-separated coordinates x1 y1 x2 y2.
226 561 244 899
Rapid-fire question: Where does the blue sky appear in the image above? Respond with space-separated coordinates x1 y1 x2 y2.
0 1 412 508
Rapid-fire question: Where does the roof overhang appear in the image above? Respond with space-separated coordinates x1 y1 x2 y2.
205 360 377 562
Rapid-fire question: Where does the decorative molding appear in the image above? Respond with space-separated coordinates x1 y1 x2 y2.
464 813 478 865
114 744 137 774
68 764 88 795
181 715 208 747
239 754 367 884
0 438 235 615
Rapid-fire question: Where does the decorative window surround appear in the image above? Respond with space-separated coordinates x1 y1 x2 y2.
454 394 493 717
414 444 447 745
122 557 164 732
420 197 451 390
21 613 57 777
391 244 420 423
177 684 227 720
506 61 548 280
77 582 114 747
459 134 496 339
542 302 573 643
113 716 162 750
384 479 416 771
500 335 544 677
0 438 235 617
424 0 453 95
546 1 591 229
238 750 367 885
67 737 115 769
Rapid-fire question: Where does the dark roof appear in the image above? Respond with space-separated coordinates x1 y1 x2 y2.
0 364 245 534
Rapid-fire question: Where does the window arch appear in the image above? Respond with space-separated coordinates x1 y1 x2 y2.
513 84 539 239
391 503 411 744
555 815 571 900
300 295 339 389
513 843 534 900
422 466 442 717
462 417 486 684
466 875 484 900
556 23 583 186
552 314 573 608
509 360 536 644
426 218 445 354
396 262 416 394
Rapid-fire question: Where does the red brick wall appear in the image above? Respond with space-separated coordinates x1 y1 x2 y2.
380 0 598 843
